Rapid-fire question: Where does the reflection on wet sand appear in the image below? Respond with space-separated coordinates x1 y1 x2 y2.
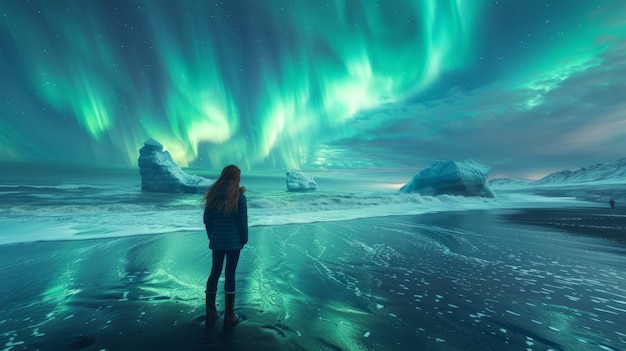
0 208 625 350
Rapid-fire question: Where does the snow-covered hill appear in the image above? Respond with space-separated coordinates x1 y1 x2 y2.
489 158 626 187
489 158 626 204
533 158 626 186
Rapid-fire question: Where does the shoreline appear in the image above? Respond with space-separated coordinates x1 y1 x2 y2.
1 203 620 247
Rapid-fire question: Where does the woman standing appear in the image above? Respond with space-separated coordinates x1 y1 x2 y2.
202 165 248 328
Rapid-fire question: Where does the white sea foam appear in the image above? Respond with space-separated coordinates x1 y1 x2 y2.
0 177 596 245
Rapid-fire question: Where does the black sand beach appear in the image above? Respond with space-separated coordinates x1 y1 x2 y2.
1 207 625 350
503 207 626 244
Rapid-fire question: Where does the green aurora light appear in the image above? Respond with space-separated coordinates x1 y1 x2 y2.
1 0 625 175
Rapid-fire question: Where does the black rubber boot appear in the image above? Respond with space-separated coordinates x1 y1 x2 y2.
205 291 218 326
223 291 240 329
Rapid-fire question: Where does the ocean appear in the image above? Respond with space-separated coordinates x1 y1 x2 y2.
0 164 586 245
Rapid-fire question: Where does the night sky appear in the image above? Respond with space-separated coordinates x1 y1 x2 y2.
1 0 625 178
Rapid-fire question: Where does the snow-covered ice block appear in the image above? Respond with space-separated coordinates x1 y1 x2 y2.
286 170 318 192
400 159 495 197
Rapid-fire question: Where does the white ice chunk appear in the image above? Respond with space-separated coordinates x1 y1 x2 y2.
286 170 318 192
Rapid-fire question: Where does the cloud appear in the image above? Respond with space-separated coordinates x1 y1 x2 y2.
326 39 626 178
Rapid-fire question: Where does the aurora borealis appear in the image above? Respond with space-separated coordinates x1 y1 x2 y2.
1 1 625 178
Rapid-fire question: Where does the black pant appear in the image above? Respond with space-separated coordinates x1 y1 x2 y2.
206 250 241 292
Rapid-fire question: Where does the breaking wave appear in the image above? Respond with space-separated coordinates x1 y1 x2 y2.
0 181 590 245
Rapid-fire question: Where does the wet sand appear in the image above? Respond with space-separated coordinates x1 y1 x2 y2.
1 207 625 350
503 207 626 244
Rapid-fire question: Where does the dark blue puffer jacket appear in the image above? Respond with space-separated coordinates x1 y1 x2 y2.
203 189 248 251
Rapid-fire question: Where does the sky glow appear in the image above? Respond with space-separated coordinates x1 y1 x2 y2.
1 0 625 178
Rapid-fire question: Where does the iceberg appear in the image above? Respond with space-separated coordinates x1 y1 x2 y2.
138 138 213 193
286 170 318 192
400 159 495 197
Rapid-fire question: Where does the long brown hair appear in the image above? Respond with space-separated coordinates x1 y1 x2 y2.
203 165 245 214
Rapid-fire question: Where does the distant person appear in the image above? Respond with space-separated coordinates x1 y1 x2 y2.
609 198 615 209
202 165 248 328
